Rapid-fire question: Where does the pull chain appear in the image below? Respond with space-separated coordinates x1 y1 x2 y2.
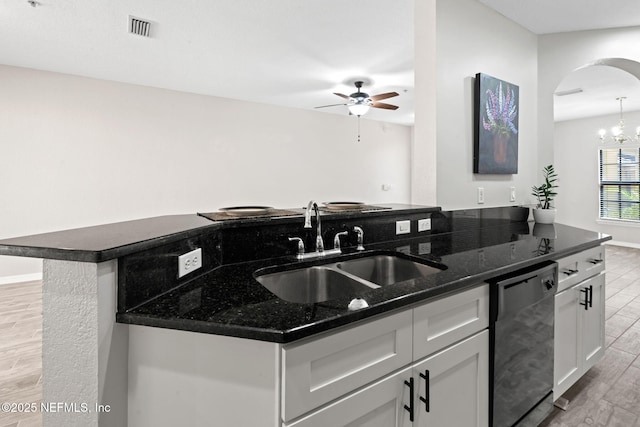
357 115 361 142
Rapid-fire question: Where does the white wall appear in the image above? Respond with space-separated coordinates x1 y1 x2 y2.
0 64 412 279
412 0 437 206
555 111 640 244
434 0 539 210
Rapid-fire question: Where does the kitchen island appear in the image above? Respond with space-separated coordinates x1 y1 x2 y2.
0 205 611 427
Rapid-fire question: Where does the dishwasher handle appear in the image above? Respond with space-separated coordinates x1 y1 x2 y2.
494 265 557 321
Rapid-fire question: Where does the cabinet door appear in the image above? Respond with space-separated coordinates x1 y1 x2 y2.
285 367 413 427
413 284 489 361
581 273 605 372
413 330 489 427
553 285 581 400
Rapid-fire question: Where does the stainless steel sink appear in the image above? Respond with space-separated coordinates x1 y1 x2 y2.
254 253 445 304
255 265 375 304
336 254 444 286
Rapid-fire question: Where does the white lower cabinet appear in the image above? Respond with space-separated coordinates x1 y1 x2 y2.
127 284 489 427
554 269 605 400
284 284 490 427
285 366 414 427
412 330 489 427
286 330 488 427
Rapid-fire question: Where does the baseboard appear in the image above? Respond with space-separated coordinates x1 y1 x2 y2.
605 240 640 250
0 272 43 285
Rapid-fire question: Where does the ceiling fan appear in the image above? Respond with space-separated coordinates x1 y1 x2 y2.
315 81 399 116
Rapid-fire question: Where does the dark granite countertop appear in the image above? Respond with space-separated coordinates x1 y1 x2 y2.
117 221 611 343
0 204 439 262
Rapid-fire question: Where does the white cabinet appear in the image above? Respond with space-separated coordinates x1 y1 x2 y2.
282 310 413 422
127 284 490 427
413 284 489 360
286 330 489 427
284 284 490 426
285 366 414 427
554 246 606 401
412 330 489 427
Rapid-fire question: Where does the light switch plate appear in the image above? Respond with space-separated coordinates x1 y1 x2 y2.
396 220 411 235
178 248 202 278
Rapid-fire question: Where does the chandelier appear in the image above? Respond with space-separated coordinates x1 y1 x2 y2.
598 97 640 143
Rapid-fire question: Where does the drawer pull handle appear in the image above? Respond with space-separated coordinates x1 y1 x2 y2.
588 259 604 265
404 377 414 422
563 269 579 276
419 370 430 413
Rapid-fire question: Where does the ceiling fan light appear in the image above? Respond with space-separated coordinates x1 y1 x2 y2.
348 103 370 116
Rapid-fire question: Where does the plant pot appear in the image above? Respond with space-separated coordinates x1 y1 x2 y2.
533 208 556 224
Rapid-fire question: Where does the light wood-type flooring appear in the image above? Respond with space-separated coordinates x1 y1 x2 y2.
1 246 640 427
0 280 42 427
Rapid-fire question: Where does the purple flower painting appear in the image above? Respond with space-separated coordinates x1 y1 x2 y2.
474 73 519 174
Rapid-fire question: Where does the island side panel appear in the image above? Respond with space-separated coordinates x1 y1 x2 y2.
42 259 127 427
127 325 280 427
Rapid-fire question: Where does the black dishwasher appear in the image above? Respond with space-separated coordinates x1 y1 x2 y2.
489 261 557 427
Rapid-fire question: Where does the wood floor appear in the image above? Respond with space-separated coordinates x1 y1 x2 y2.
0 280 42 427
1 245 639 427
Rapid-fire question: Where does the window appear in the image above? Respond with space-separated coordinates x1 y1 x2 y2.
599 147 640 221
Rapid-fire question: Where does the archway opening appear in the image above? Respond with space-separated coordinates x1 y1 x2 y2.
553 58 640 244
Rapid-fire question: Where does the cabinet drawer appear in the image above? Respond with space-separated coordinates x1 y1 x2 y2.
281 310 413 422
413 284 489 361
556 246 605 292
284 366 413 427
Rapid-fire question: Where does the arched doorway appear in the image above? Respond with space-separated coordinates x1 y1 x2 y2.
553 58 640 245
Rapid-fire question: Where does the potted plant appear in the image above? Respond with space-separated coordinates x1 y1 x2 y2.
531 164 558 224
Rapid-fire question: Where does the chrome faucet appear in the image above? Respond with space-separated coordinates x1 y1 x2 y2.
287 200 346 259
304 200 324 253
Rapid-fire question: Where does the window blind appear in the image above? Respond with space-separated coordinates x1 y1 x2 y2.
599 147 640 221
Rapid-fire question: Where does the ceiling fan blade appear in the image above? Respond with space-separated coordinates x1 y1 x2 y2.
370 92 399 101
371 101 399 110
333 93 350 100
314 103 347 109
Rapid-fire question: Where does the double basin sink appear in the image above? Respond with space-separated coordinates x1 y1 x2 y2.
254 252 446 304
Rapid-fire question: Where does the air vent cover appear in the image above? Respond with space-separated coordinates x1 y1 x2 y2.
129 16 152 37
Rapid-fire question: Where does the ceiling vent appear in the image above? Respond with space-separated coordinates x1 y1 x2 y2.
129 16 152 37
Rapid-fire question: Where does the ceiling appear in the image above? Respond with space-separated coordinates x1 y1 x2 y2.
1 0 640 125
0 0 414 125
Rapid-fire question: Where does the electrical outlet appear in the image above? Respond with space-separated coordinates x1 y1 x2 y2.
178 248 202 278
510 187 516 202
478 187 485 204
396 220 411 235
418 218 431 232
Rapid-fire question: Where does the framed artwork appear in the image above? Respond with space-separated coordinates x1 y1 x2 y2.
474 73 519 174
